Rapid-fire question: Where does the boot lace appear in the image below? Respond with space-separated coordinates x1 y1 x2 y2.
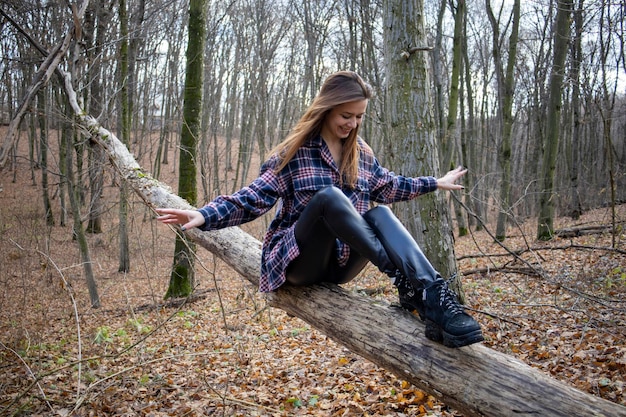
437 279 465 315
392 271 412 292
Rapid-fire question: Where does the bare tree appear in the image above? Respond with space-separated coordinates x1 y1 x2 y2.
118 0 131 272
486 0 521 241
295 0 337 100
153 4 186 179
460 11 483 231
382 0 460 284
442 0 469 237
597 0 622 247
84 1 108 234
165 0 206 298
37 88 54 225
566 0 584 220
537 0 573 240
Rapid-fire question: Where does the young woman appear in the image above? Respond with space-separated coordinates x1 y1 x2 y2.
156 71 483 348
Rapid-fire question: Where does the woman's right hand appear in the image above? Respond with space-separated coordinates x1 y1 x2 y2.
155 208 205 231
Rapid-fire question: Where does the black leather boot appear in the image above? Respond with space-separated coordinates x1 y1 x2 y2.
421 279 484 347
390 273 425 316
363 206 483 348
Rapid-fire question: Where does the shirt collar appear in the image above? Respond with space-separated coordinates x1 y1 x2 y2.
305 134 324 148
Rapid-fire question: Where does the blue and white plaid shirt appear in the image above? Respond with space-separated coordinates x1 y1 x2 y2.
198 135 438 292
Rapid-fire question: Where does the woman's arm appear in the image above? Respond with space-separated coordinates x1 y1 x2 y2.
368 157 466 203
156 157 283 232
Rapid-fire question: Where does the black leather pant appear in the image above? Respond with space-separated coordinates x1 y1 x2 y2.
286 186 440 287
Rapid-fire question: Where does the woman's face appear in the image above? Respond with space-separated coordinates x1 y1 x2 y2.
321 99 368 143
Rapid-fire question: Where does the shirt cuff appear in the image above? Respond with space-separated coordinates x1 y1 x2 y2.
422 176 438 194
197 207 213 231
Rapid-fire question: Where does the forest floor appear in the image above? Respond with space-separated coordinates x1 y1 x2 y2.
1 129 625 416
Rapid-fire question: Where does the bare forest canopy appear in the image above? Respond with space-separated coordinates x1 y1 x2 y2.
0 0 625 221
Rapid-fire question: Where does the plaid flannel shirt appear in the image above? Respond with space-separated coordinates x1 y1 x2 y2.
197 135 437 292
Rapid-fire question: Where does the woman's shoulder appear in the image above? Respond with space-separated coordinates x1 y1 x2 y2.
357 136 376 159
260 152 283 172
261 144 315 173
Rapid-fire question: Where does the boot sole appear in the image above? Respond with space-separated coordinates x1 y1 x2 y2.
425 320 484 348
399 304 484 348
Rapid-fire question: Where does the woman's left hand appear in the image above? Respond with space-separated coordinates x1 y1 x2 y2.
436 166 467 191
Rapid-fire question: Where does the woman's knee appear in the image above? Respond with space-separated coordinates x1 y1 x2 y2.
315 186 346 201
363 205 393 221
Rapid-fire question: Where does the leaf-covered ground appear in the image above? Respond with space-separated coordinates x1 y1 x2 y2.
1 139 625 416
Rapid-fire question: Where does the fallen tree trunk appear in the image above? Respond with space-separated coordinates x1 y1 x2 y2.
555 223 624 238
57 73 626 417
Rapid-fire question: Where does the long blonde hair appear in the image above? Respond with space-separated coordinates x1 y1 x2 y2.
271 71 373 187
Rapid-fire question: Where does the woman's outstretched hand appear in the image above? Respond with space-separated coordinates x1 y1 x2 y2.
436 166 467 191
155 208 205 231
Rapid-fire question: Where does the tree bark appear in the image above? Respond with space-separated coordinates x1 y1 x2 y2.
567 0 584 220
85 2 105 234
382 0 459 284
118 0 131 273
37 88 54 226
165 0 206 298
62 100 100 309
57 58 626 417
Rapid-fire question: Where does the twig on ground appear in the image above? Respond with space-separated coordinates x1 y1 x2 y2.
7 239 84 401
0 341 54 415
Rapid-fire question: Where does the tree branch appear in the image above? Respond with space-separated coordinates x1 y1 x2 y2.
0 0 90 169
